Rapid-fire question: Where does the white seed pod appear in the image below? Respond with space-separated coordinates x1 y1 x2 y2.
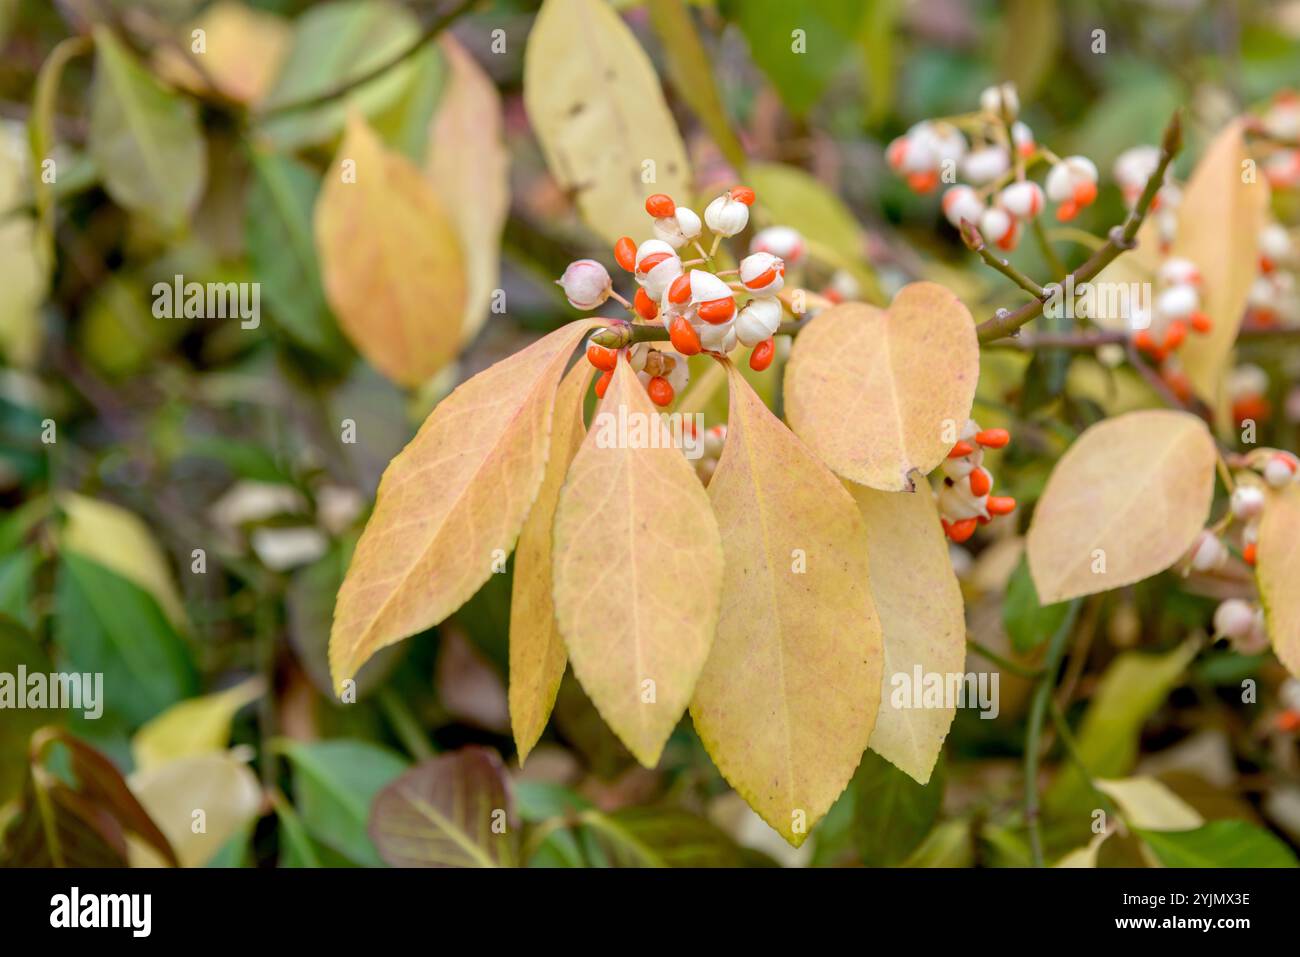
1011 120 1035 156
703 425 727 458
739 252 785 295
734 298 783 347
1241 606 1269 655
1280 677 1300 713
627 342 650 372
1156 284 1199 321
926 122 967 166
634 238 675 271
1228 364 1269 400
1263 93 1300 141
659 349 690 393
1259 223 1292 266
1188 530 1229 573
704 193 749 237
1213 598 1256 640
942 185 984 229
653 206 702 248
1158 257 1201 288
1248 275 1283 311
642 254 683 301
938 480 989 522
826 269 859 302
688 269 732 304
999 180 1045 219
1114 145 1160 192
979 206 1017 247
750 226 806 265
897 122 940 171
1230 484 1266 521
557 259 611 310
1243 517 1260 546
961 146 1010 185
979 82 1019 120
941 451 980 482
695 318 737 353
1264 454 1298 488
1045 156 1099 203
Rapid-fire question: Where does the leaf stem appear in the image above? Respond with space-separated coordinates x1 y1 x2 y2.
1024 599 1081 867
966 638 1042 679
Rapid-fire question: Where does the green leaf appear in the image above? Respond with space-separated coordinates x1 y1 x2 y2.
0 550 35 627
1003 555 1070 653
0 617 56 803
996 0 1059 100
851 750 944 866
369 44 447 163
646 0 746 170
53 554 197 731
722 0 864 116
1046 640 1198 818
88 27 205 230
368 747 517 868
278 738 408 867
246 150 348 359
1138 821 1299 868
256 0 421 150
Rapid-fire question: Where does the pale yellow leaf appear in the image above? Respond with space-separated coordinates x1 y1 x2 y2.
330 318 599 690
1055 830 1109 867
552 359 723 767
1258 483 1300 678
690 362 881 845
0 126 45 366
427 35 509 344
131 677 265 772
509 362 592 763
783 283 980 491
853 484 966 784
1027 410 1216 603
154 1 291 105
315 113 467 386
1171 120 1269 412
523 0 692 245
58 493 188 632
1095 776 1205 831
129 752 262 868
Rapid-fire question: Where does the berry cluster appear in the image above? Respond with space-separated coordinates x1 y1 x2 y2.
558 187 807 406
936 419 1016 542
1129 256 1212 370
889 83 1101 252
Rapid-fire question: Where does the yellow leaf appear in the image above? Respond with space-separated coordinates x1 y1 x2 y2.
1055 830 1109 867
783 283 980 491
523 0 692 245
690 362 881 845
427 35 509 344
330 318 599 690
131 677 266 772
129 752 262 867
509 362 592 763
154 1 291 105
1026 410 1216 603
1172 120 1269 412
852 484 965 784
1258 483 1300 678
59 493 188 632
315 113 467 386
1095 776 1204 831
552 358 723 767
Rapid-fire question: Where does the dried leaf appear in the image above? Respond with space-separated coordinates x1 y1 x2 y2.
853 484 965 784
509 363 592 763
329 319 598 690
1026 410 1216 603
552 358 723 767
1172 120 1269 412
691 362 880 845
315 112 467 386
524 0 692 245
1258 483 1300 678
368 747 517 867
784 283 979 490
427 35 509 345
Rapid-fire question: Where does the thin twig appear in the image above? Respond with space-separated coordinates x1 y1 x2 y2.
257 0 481 118
977 111 1182 343
960 219 1047 299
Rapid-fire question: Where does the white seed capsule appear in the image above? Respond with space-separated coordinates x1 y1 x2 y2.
999 181 1045 218
704 193 749 237
750 226 806 265
739 252 785 295
961 146 1010 185
695 318 737 353
1158 257 1201 288
942 185 984 229
557 259 611 309
734 298 783 347
1264 454 1297 488
1156 284 1199 320
1213 598 1256 640
938 480 988 522
1230 485 1266 521
1188 531 1229 572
